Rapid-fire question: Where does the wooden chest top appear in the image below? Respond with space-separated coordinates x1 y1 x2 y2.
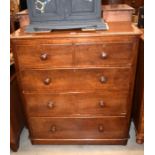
11 22 141 40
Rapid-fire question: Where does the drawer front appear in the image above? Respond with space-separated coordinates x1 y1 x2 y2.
20 68 130 92
29 117 128 139
76 43 133 66
15 44 73 69
24 91 128 117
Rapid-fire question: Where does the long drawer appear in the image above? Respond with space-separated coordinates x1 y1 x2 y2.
29 117 128 139
20 68 130 92
24 91 128 117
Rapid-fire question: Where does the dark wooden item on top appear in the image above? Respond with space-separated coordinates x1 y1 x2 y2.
132 30 144 144
138 6 144 28
102 0 144 14
102 0 124 4
11 22 141 145
125 0 144 14
19 0 27 11
102 4 134 22
16 10 30 28
10 65 25 151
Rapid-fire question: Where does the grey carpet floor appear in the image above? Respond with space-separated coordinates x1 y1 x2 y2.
11 122 144 155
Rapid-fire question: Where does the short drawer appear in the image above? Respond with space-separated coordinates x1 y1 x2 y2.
20 68 130 92
15 44 73 69
24 91 128 117
75 42 133 67
29 117 128 139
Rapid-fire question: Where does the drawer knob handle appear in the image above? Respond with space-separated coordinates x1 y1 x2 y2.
98 125 104 132
101 52 108 59
99 100 105 108
40 53 48 60
47 101 54 109
100 76 107 83
132 0 136 4
44 78 51 85
50 125 56 133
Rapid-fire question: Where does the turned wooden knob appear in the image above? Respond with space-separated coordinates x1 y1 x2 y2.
100 76 107 83
101 52 108 59
44 78 51 85
98 125 104 132
47 101 54 109
132 0 136 4
50 125 56 133
99 100 105 108
40 53 48 60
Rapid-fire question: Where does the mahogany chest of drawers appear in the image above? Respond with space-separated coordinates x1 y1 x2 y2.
11 22 141 145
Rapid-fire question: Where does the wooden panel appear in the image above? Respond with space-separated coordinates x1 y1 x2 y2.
132 31 144 144
103 11 133 22
24 91 128 117
31 138 128 145
29 117 128 139
76 42 133 67
15 44 73 69
10 65 25 152
102 4 134 22
20 68 131 92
